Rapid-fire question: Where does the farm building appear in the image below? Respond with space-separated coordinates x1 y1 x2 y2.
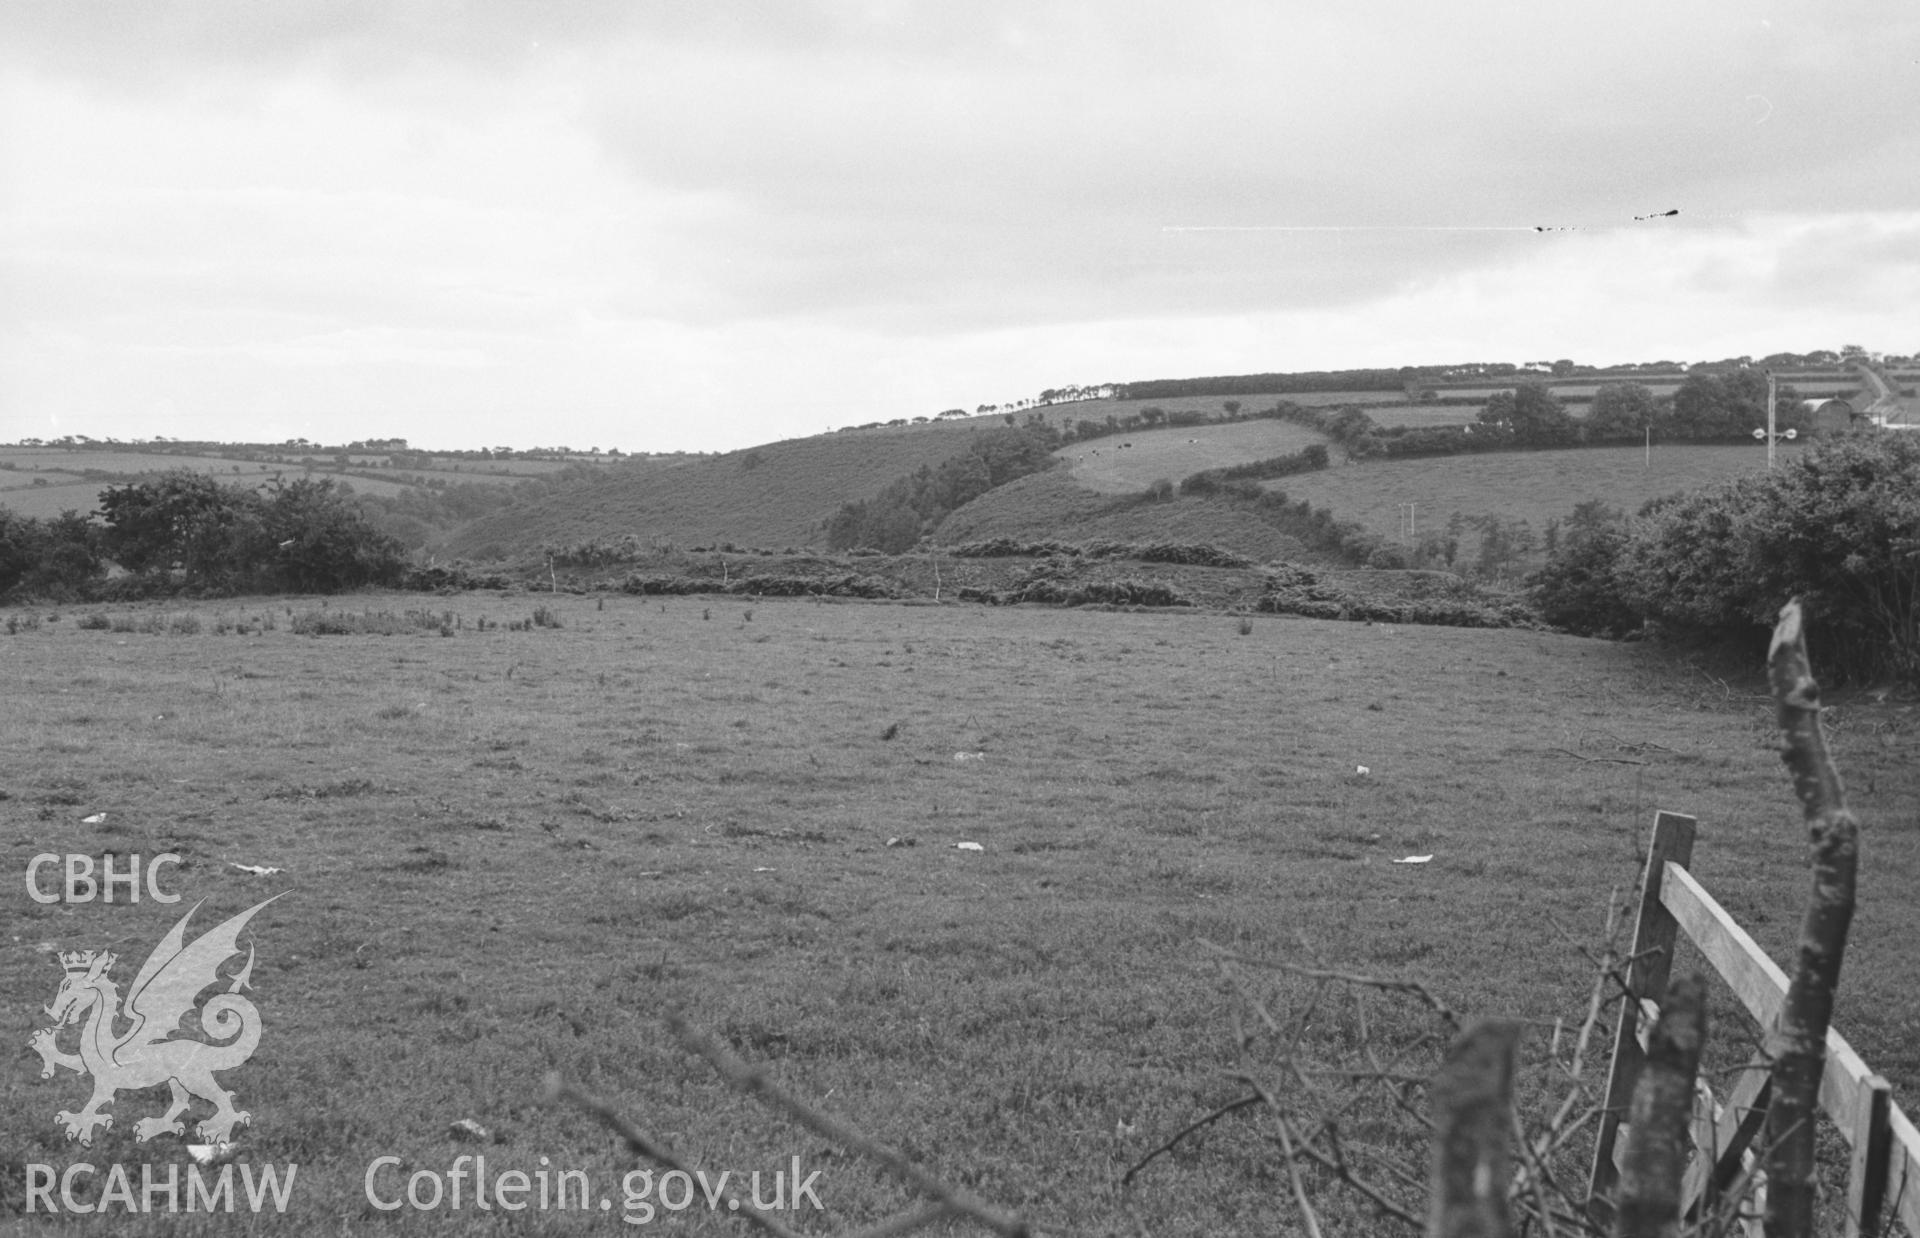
1799 397 1855 436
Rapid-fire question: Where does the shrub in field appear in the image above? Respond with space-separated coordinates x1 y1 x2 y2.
98 472 404 595
76 613 112 631
1526 501 1641 637
1615 432 1920 682
0 509 104 600
168 614 202 635
532 605 563 629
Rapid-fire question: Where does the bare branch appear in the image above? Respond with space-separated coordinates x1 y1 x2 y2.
1122 1094 1263 1186
1763 600 1861 1238
1428 1019 1521 1238
544 1074 810 1238
1613 973 1706 1238
666 1012 1033 1238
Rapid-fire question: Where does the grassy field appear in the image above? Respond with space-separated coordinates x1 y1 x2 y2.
1057 421 1329 494
1270 443 1793 558
2 592 1915 1233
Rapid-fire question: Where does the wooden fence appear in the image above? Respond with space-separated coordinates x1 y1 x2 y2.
1588 810 1920 1236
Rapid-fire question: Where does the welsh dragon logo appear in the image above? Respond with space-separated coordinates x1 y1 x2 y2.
28 895 282 1148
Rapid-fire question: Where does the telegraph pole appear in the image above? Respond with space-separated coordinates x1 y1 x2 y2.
1766 369 1777 470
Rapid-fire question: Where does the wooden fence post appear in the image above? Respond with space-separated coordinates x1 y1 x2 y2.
1589 810 1698 1226
1429 1019 1521 1238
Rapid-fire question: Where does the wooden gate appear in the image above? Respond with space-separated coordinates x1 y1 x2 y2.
1588 810 1920 1236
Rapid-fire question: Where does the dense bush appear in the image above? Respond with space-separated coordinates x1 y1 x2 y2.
2 473 405 603
1529 434 1920 682
618 573 899 599
1623 433 1920 680
1525 502 1640 636
962 577 1191 608
0 509 103 598
1254 565 1534 628
93 472 405 595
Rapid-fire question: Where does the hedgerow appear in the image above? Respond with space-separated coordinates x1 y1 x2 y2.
1528 433 1920 683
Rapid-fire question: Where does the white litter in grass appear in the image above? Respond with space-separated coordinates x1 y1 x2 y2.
1355 765 1370 776
448 1118 490 1142
953 751 986 762
955 842 984 852
229 862 283 876
186 1143 234 1166
1392 855 1434 865
752 867 776 873
81 813 107 823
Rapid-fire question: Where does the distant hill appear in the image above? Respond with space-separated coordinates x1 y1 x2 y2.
437 421 1007 558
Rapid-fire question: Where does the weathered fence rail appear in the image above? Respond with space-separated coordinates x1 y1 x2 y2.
1588 810 1919 1237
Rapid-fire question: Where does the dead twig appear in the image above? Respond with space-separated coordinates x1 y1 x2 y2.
667 1012 1033 1238
1122 1095 1263 1186
544 1074 808 1238
1551 747 1649 766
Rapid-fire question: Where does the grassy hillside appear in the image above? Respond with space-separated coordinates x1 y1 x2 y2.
1058 421 1329 494
438 421 1009 558
1270 442 1791 558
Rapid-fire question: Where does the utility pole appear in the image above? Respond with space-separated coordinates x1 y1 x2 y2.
1766 368 1781 470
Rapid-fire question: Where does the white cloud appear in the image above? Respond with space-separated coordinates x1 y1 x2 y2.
3 1 1918 450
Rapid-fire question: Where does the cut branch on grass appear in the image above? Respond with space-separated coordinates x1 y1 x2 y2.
1762 599 1861 1238
544 1074 809 1238
666 1012 1033 1238
1200 939 1462 1033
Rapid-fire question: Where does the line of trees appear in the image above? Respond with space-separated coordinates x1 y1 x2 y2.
824 427 1063 552
0 472 408 601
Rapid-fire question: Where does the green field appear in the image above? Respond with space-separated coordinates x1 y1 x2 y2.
3 593 1914 1233
1270 443 1792 557
1058 421 1329 494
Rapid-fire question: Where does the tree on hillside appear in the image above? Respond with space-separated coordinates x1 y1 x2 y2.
1479 382 1574 446
1587 382 1658 438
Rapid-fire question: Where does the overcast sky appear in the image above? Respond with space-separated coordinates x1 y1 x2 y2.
3 1 1917 453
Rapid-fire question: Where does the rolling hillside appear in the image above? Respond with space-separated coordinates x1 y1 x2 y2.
437 420 1011 558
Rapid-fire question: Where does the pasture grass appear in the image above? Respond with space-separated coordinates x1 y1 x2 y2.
1271 443 1800 559
1057 421 1328 494
2 593 1916 1234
